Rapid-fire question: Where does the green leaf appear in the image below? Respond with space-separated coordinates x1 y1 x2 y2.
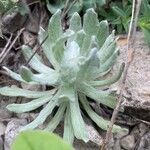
45 103 66 132
69 91 88 142
3 67 29 83
97 20 109 48
52 30 74 64
11 130 74 150
20 66 59 86
75 30 86 48
0 86 56 98
79 94 128 133
94 50 119 79
98 31 116 63
77 82 116 108
20 91 60 131
22 45 54 73
112 6 127 18
69 12 81 32
63 105 74 144
83 8 99 36
78 48 100 80
7 96 52 113
38 27 58 69
48 9 63 43
59 85 76 102
90 63 124 87
141 27 150 48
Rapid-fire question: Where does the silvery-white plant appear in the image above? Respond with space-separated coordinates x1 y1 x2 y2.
0 9 128 143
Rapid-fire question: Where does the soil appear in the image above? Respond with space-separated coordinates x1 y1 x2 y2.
0 5 150 150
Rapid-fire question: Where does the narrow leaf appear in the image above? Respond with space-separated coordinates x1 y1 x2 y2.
22 45 54 73
77 82 116 108
20 91 60 131
45 103 66 131
79 94 128 133
97 20 109 47
90 63 124 87
7 96 52 113
69 91 88 142
20 66 59 86
0 86 56 98
63 105 74 144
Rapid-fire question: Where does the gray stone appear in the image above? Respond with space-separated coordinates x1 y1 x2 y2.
0 122 6 136
4 118 27 150
0 109 12 120
121 135 135 150
0 137 3 150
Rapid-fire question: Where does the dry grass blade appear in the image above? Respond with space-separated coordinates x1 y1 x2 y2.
100 0 142 149
0 28 25 64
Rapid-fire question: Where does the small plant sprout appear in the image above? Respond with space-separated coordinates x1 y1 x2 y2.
0 9 128 144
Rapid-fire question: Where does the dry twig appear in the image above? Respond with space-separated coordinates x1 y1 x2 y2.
100 0 142 149
0 28 25 64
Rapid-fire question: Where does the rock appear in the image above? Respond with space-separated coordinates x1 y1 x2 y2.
114 130 128 139
0 109 12 120
0 137 3 150
4 118 27 150
121 135 135 150
113 140 121 150
0 122 6 136
86 124 103 145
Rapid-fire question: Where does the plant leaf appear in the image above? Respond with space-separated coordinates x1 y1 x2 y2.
90 63 124 86
0 86 56 98
45 103 66 132
20 91 60 131
77 82 116 108
22 45 54 73
69 12 81 32
63 105 74 144
7 96 52 113
20 66 59 86
97 20 109 48
11 130 74 150
83 8 99 36
69 91 88 142
79 94 128 133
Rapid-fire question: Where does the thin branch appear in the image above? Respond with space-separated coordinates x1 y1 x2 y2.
24 34 48 66
0 28 25 64
0 34 13 58
100 0 142 149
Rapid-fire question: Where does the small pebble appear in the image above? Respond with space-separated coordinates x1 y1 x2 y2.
121 135 135 150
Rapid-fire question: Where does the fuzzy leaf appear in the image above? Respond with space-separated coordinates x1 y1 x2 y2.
63 105 74 144
22 45 54 73
45 103 66 132
39 27 59 69
97 20 109 47
69 12 81 32
20 66 59 86
3 67 29 83
59 85 76 102
20 91 60 131
78 82 116 108
7 96 53 113
98 31 116 63
78 48 100 80
48 9 63 43
0 86 56 98
79 94 128 133
90 63 124 86
83 8 99 36
69 92 88 142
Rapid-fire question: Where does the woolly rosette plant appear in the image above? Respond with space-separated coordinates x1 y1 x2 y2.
0 9 128 143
